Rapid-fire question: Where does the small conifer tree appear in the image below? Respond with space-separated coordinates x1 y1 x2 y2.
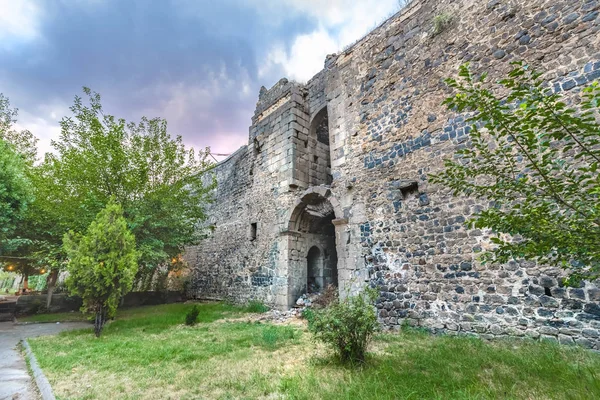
64 201 138 336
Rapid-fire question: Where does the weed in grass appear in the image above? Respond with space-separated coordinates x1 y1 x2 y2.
185 305 200 326
245 300 269 313
257 326 298 350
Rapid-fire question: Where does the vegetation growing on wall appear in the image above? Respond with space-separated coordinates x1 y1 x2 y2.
431 63 600 284
431 12 453 36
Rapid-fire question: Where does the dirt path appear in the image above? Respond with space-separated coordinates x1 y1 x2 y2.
0 321 89 400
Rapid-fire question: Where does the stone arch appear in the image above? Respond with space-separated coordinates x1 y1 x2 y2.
283 187 342 308
285 186 343 232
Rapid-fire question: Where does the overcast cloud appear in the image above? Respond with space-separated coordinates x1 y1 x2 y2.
0 0 401 159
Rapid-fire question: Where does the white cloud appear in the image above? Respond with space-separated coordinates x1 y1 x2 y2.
258 0 401 82
14 103 67 159
132 63 255 158
0 0 41 46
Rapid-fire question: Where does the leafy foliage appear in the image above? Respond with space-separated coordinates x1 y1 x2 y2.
0 139 32 250
308 288 379 364
185 305 200 326
34 88 213 284
430 63 600 284
64 201 139 336
0 94 38 164
0 94 36 258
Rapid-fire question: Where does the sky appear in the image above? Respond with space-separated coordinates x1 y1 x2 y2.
0 0 402 160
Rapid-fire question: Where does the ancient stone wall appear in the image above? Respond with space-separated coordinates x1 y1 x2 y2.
187 0 600 349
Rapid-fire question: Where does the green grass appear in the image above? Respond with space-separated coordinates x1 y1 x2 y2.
18 311 90 323
244 300 270 313
28 303 600 400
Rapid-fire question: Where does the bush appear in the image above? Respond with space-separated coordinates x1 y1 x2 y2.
185 305 200 326
308 288 379 364
245 300 269 313
301 307 315 323
64 201 138 337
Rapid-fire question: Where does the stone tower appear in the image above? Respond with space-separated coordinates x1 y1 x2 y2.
185 0 600 349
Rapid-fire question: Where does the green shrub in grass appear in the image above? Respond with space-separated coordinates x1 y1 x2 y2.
308 287 379 364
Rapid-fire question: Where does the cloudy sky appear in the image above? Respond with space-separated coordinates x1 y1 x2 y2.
0 0 401 159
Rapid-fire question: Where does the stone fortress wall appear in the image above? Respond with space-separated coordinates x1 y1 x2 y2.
184 0 600 349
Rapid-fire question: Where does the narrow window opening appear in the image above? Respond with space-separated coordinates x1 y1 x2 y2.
304 140 308 148
544 287 552 296
400 181 419 198
253 138 261 156
250 223 257 241
313 155 319 163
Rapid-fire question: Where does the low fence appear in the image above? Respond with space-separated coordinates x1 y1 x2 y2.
14 291 185 315
0 300 16 321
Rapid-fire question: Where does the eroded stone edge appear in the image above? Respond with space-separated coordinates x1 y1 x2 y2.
21 339 56 400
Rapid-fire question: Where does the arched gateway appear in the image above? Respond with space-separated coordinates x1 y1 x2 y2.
280 187 345 308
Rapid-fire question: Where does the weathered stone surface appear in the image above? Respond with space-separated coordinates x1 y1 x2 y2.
185 0 600 350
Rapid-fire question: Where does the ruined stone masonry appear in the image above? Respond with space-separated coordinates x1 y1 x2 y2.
184 0 600 349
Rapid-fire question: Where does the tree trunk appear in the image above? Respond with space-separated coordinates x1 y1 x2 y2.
45 269 59 309
94 305 107 337
22 274 29 291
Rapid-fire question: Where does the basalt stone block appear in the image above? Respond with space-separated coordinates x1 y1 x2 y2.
539 295 559 308
563 13 579 24
563 299 583 310
582 11 599 22
584 303 600 317
528 284 545 296
558 334 574 345
539 276 556 288
505 306 519 316
575 337 594 349
569 288 586 300
588 288 600 301
537 308 554 318
493 49 506 59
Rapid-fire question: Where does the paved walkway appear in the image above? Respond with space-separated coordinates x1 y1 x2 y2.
0 321 89 400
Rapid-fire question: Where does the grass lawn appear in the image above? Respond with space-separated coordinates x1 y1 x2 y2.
28 303 600 400
18 311 90 323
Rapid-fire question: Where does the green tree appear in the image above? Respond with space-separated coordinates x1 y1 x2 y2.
0 139 32 249
37 88 213 288
0 94 56 298
430 63 600 284
0 94 38 164
64 201 138 336
0 95 35 251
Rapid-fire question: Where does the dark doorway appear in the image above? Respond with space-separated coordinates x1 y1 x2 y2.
286 192 339 306
307 246 322 293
